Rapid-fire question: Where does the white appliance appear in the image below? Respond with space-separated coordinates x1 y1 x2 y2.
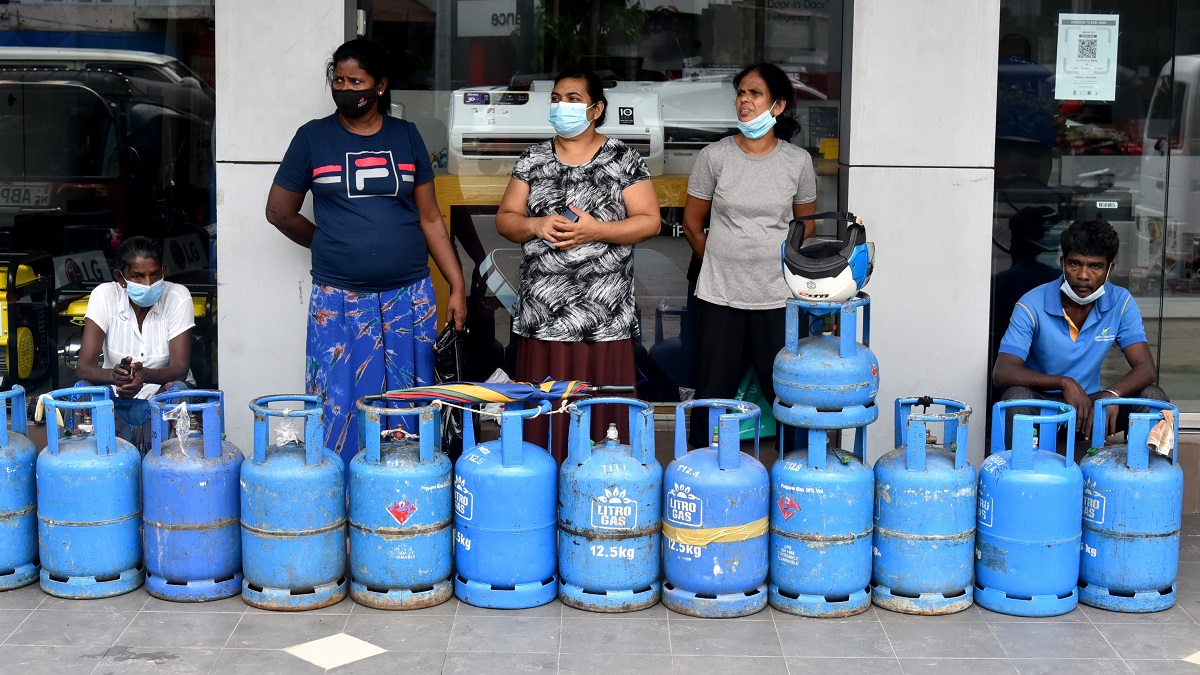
447 88 664 175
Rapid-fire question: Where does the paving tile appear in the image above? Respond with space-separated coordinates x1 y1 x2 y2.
447 616 561 653
560 653 672 675
776 618 893 658
224 613 349 650
283 632 386 670
560 602 670 620
669 618 784 657
94 646 221 673
454 599 562 618
989 622 1118 659
441 651 558 674
0 645 106 675
207 648 325 675
1095 622 1200 660
787 657 904 674
139 594 247 613
37 590 148 612
883 621 1007 659
1175 562 1200 593
242 593 354 615
671 655 789 674
1183 515 1200 536
0 609 31 643
1167 593 1200 623
874 604 986 622
898 658 1018 674
342 613 454 652
1011 658 1132 674
327 650 448 674
1080 603 1195 624
112 611 243 649
0 584 46 610
1180 536 1200 562
4 609 136 648
348 595 459 617
1126 659 1200 674
559 617 670 655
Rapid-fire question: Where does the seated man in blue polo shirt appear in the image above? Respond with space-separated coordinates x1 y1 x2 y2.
993 218 1167 445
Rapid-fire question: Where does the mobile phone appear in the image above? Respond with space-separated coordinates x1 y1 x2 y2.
561 208 579 222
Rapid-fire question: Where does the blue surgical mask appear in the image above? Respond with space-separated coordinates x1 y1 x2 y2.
737 103 779 140
548 102 594 138
125 279 165 308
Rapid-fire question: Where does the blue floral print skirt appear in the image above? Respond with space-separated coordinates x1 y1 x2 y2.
306 277 436 469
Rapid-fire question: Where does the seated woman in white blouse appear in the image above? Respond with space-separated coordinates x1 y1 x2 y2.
74 236 195 451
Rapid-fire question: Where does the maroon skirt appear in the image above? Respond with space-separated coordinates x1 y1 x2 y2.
515 336 637 464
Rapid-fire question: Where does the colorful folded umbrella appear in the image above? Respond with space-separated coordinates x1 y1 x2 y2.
384 380 591 405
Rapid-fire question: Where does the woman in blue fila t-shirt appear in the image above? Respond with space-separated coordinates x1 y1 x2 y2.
266 38 466 468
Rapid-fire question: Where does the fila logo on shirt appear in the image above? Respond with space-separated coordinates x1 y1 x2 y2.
310 151 416 198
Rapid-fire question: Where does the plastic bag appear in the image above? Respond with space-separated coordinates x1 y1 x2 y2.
433 324 476 459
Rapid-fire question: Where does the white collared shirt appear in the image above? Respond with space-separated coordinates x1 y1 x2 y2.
84 280 195 399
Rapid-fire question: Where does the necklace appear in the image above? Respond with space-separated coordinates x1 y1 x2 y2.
340 112 382 136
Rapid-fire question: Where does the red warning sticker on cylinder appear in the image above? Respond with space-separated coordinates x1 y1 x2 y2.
387 500 417 525
776 494 800 521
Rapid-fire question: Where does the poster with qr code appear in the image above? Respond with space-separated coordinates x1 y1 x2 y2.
1055 13 1119 101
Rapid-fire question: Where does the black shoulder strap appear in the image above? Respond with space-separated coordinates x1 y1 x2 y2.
792 211 857 222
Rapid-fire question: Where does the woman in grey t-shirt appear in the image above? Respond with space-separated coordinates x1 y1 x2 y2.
681 62 817 447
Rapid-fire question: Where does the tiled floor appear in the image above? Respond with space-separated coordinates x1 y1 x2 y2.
6 520 1200 675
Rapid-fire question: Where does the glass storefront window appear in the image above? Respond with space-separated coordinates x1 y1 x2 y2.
363 0 844 402
991 0 1200 414
0 2 217 397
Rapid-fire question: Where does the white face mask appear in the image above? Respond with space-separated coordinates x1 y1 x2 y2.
1060 265 1111 305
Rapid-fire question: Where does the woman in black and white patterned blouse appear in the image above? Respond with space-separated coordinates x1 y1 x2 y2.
496 66 661 463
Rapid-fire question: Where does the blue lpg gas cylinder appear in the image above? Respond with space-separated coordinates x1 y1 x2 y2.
976 401 1082 617
242 395 347 610
773 293 880 431
37 387 143 598
454 401 558 609
349 396 453 610
558 398 662 613
1079 398 1183 613
662 399 770 618
770 424 874 617
873 397 976 615
0 386 38 590
144 390 244 602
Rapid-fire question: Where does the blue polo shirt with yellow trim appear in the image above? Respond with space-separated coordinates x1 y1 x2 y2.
998 277 1147 395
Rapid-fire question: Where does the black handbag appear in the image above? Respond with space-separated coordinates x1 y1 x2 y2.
432 325 474 459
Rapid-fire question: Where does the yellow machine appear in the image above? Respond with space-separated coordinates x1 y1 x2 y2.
0 253 56 390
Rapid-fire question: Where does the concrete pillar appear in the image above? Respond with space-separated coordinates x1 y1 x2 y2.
841 0 1000 465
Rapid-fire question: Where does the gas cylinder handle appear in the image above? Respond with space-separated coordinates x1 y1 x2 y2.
356 395 441 464
566 397 654 465
1090 398 1178 469
895 397 972 471
43 386 116 456
674 398 759 468
0 384 28 446
150 389 224 460
249 395 325 465
0 381 27 444
499 399 553 468
991 399 1075 470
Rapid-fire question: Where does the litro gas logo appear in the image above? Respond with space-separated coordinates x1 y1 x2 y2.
591 487 638 530
454 475 473 521
666 483 702 527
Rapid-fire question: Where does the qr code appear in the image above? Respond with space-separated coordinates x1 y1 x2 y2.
1078 38 1098 59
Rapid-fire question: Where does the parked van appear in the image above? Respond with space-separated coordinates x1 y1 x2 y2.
0 46 211 94
1136 55 1200 292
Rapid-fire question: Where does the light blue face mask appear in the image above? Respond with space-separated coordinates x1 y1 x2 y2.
125 279 165 308
737 101 780 140
1060 265 1111 305
548 102 594 138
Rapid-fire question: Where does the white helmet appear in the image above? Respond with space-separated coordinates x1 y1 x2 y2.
781 212 874 303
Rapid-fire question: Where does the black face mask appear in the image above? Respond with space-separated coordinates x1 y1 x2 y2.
332 88 378 119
